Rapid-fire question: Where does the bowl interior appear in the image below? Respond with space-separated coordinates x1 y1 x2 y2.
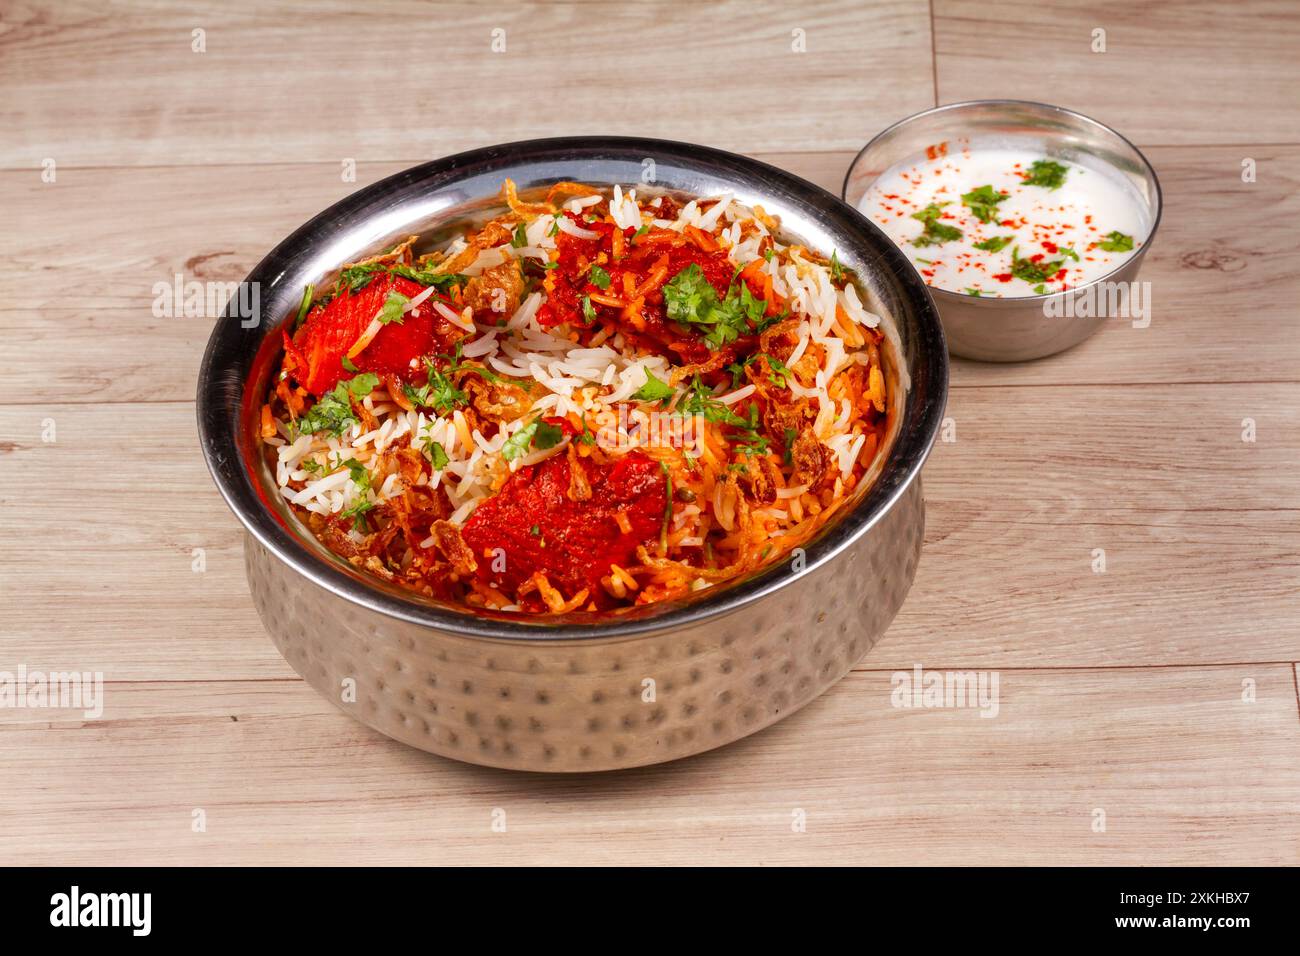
198 137 948 639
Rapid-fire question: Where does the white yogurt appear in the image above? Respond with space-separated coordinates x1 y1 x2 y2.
858 140 1150 297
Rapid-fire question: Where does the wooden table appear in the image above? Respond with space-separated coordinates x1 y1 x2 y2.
3 0 1297 865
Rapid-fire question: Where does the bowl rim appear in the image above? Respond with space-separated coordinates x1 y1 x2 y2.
840 98 1164 304
198 136 948 641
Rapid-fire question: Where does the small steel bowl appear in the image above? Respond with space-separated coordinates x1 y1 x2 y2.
198 137 948 771
843 100 1162 363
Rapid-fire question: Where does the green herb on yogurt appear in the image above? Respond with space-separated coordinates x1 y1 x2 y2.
911 202 963 248
1009 246 1065 284
961 184 1008 224
1022 159 1069 190
973 236 1014 253
1097 230 1134 252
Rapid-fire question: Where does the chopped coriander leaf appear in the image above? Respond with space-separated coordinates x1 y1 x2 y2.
732 403 771 457
961 184 1007 224
547 218 560 238
338 261 465 294
511 222 528 248
1097 230 1134 252
964 288 984 297
631 224 649 242
404 358 467 415
830 250 845 282
581 295 596 324
631 368 675 404
589 264 612 290
341 355 359 373
340 496 375 533
678 376 748 428
501 417 565 462
1059 246 1081 262
915 257 934 265
726 354 757 389
1033 284 1048 295
973 235 1013 253
294 283 315 329
763 355 792 389
1009 246 1065 285
1022 159 1069 190
424 439 449 471
763 247 774 262
577 413 597 447
298 373 380 437
341 458 371 492
911 202 962 247
541 260 559 270
782 427 797 465
530 524 540 536
662 264 770 350
375 291 409 326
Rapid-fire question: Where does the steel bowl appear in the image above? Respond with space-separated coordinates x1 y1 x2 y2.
843 100 1162 363
198 137 948 772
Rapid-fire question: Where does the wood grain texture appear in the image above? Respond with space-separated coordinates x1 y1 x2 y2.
5 146 1297 404
3 386 1295 680
1 667 1295 865
933 0 1300 145
0 0 933 168
2 0 1297 866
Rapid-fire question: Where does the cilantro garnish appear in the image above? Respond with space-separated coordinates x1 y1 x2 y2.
298 373 380 437
501 417 565 462
1097 231 1134 252
341 458 371 493
911 202 963 247
1009 246 1065 284
964 288 984 297
294 283 314 330
830 250 845 282
424 440 449 471
763 355 792 388
511 222 528 248
403 343 501 415
340 496 375 533
961 185 1007 224
631 369 675 404
973 235 1014 253
1022 159 1069 190
661 264 771 349
375 291 409 326
581 295 596 324
339 262 465 294
589 265 612 290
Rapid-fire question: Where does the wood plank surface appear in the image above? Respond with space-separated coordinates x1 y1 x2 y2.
934 0 1300 145
0 0 933 168
1 667 1294 865
3 385 1295 680
4 145 1297 403
1 0 1297 866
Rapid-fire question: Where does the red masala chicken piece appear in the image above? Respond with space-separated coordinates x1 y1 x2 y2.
289 275 465 397
461 450 666 607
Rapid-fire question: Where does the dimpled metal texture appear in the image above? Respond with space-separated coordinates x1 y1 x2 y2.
246 480 924 771
199 137 948 773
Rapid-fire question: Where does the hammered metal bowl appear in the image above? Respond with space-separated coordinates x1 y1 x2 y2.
198 137 948 771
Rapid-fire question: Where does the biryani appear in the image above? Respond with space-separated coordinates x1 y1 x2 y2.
260 180 897 614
